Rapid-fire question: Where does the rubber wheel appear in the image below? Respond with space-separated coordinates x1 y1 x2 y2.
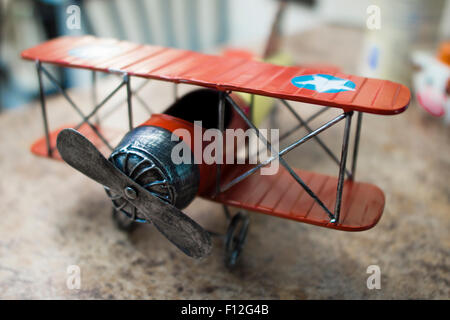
112 207 137 232
224 212 250 268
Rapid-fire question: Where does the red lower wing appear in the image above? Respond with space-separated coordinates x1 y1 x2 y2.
201 164 385 232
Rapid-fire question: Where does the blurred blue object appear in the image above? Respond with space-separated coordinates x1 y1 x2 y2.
0 0 230 111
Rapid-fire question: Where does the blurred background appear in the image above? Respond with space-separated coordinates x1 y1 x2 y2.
0 0 449 299
1 0 449 111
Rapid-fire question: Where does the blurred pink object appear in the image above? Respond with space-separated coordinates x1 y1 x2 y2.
416 87 446 116
412 51 450 123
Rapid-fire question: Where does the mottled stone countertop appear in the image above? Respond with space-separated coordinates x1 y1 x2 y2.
0 26 448 299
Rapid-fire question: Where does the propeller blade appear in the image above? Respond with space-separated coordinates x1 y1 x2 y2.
57 128 212 259
57 128 122 190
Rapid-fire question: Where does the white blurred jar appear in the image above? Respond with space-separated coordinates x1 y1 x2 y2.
359 0 447 85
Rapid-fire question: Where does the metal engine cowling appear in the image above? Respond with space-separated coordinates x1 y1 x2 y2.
105 125 199 223
106 89 249 223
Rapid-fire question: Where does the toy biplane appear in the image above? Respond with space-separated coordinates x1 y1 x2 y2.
21 35 410 267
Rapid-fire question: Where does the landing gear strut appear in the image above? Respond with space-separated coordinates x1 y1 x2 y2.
112 203 250 268
224 211 250 268
111 207 137 232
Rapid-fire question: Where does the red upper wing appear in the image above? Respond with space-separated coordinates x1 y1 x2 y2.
22 36 410 115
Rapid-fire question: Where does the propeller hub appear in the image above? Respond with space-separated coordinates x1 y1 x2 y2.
124 186 137 200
